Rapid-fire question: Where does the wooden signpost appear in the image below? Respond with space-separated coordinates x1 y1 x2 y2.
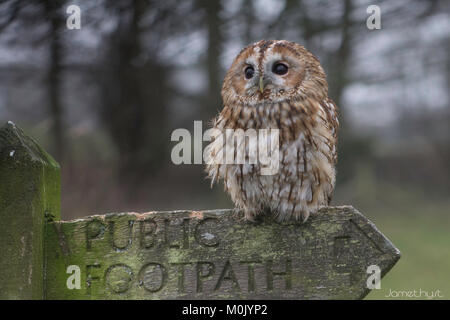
0 122 401 300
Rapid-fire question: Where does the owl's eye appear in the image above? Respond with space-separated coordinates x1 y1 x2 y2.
244 66 254 79
272 63 288 75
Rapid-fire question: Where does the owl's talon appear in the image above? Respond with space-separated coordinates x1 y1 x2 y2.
232 209 245 222
301 211 310 223
245 213 256 222
243 208 259 222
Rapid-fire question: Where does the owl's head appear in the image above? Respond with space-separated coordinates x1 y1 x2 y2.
222 40 328 106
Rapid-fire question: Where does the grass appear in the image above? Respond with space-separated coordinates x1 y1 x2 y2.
366 213 450 299
339 180 450 300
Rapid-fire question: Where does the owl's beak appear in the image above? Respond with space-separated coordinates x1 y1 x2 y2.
259 76 271 93
259 76 264 93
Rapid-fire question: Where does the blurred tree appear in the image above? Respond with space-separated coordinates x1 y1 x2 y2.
44 0 65 162
0 0 68 161
98 0 169 192
1 0 449 216
199 0 223 119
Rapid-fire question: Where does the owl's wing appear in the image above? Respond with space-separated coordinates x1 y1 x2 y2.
322 98 339 164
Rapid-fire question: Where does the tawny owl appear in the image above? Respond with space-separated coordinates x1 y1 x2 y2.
205 40 339 222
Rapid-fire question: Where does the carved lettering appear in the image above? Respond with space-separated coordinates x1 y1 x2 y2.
139 263 167 292
140 218 157 249
240 261 261 292
109 220 134 252
196 261 215 293
171 262 192 293
85 220 105 250
266 259 292 290
86 263 101 295
215 260 240 292
85 216 226 250
164 218 189 249
105 264 133 293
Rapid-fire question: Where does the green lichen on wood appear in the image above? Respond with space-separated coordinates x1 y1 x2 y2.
0 121 60 299
45 207 400 300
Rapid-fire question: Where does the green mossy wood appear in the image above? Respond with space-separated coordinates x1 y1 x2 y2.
45 207 400 299
0 122 401 300
0 122 60 299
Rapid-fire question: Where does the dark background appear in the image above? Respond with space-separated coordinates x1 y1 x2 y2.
0 0 449 299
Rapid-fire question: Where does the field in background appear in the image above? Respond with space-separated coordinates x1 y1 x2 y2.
365 204 450 300
337 179 450 300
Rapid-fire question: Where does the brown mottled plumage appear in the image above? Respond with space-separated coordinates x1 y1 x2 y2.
205 40 339 222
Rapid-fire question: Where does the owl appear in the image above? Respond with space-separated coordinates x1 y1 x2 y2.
205 40 339 222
